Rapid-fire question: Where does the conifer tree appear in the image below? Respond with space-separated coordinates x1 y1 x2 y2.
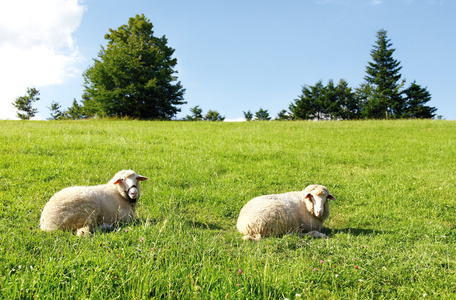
255 108 271 121
12 87 40 120
364 29 404 118
402 81 436 119
243 110 253 121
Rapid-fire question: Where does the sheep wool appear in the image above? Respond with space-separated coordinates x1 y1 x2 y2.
40 170 148 236
236 185 335 241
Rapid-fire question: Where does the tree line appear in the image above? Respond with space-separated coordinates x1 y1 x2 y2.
12 16 437 121
287 29 436 120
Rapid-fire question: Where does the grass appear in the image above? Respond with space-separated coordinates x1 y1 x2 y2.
0 119 455 299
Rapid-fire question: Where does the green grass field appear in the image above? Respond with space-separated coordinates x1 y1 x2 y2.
1 119 455 299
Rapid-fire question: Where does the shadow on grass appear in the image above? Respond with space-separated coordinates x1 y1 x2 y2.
325 227 390 236
184 220 224 230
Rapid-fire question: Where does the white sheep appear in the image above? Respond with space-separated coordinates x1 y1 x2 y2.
236 185 335 241
40 170 148 236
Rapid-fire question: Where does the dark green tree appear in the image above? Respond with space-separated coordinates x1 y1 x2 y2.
309 81 328 119
275 109 292 120
291 79 360 120
290 80 334 120
323 80 340 120
333 79 360 120
82 14 186 119
289 84 315 120
364 29 404 119
355 83 381 119
184 105 203 121
12 87 40 120
204 110 225 121
402 81 436 118
255 108 271 121
64 99 86 120
48 101 64 120
243 110 253 121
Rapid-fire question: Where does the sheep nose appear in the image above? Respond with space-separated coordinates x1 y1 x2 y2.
128 189 138 199
315 210 323 217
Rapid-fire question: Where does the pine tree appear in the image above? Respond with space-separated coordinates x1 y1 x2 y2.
364 29 405 119
275 109 292 120
289 82 320 120
64 99 86 120
203 110 225 121
48 101 64 120
184 105 203 121
333 79 360 120
402 81 436 118
12 87 40 120
255 108 271 121
243 110 253 121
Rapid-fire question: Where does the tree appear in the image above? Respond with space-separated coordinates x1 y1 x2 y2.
64 99 86 120
322 80 340 120
275 109 292 120
184 105 203 121
289 84 316 120
333 79 360 120
364 29 405 118
355 83 382 119
82 14 186 119
255 108 271 121
290 79 361 120
402 81 436 119
48 101 64 120
204 110 225 121
12 87 40 120
243 110 253 121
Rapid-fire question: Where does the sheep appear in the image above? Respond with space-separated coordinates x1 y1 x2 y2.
236 185 335 241
39 170 148 236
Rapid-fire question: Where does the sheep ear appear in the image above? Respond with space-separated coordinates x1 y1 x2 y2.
328 194 336 200
136 175 148 181
113 179 122 185
304 193 312 199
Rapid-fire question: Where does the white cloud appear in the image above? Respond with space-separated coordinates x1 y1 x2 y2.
0 0 85 119
372 0 383 5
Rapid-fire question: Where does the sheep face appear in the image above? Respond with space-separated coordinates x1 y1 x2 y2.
113 171 148 203
303 185 335 218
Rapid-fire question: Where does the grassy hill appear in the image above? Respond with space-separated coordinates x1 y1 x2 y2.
1 119 455 299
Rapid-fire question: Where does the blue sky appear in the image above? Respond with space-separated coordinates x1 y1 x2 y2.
1 0 455 120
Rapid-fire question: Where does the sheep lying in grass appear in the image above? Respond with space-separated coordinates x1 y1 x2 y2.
40 170 148 236
236 185 335 241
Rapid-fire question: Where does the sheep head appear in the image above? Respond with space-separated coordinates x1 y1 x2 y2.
303 185 335 219
112 170 148 203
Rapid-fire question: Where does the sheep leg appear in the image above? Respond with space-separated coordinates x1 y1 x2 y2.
242 233 262 241
77 226 92 237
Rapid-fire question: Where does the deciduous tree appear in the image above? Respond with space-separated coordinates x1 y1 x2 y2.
83 14 186 119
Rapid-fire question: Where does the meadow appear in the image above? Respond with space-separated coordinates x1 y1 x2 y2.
0 119 455 299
